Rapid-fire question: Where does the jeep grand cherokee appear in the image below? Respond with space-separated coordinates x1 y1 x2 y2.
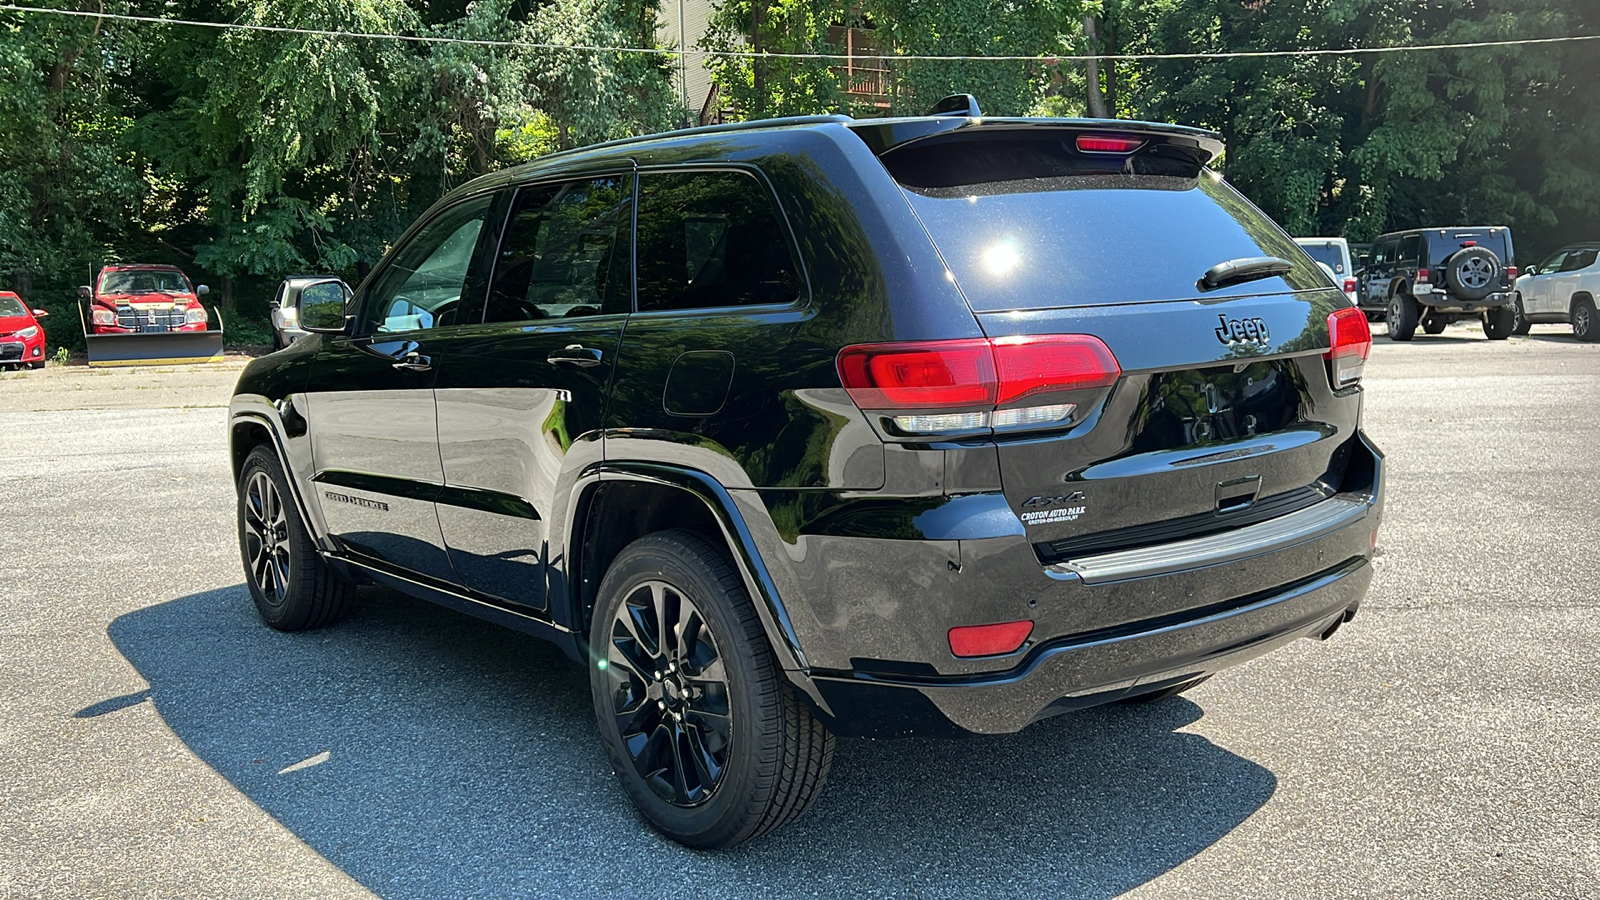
229 101 1384 849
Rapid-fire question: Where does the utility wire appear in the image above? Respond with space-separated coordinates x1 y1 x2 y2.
1 2 1596 62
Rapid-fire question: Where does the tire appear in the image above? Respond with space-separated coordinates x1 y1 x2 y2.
1442 247 1501 302
1482 305 1516 340
1119 675 1212 704
1386 291 1420 341
590 529 834 849
237 444 351 631
1573 297 1600 343
1422 316 1448 335
1511 297 1532 335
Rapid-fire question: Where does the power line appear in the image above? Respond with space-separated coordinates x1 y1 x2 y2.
1 2 1596 62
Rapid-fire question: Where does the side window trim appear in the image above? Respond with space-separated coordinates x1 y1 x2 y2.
350 190 504 338
631 163 812 317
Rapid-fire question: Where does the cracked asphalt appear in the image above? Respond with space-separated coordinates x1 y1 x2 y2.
1 325 1597 899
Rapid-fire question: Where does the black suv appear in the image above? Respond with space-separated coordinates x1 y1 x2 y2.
229 105 1385 848
1357 226 1517 339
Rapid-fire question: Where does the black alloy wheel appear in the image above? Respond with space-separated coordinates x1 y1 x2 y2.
604 579 733 807
1574 298 1599 342
590 530 834 849
1387 292 1419 341
236 445 351 630
242 468 292 608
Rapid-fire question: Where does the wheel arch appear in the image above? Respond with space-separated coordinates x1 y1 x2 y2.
566 464 810 678
228 403 332 548
1571 290 1595 315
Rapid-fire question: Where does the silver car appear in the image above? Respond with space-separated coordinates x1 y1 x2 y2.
270 276 349 349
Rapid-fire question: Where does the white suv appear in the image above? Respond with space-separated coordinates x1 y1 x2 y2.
1513 243 1599 341
1295 237 1358 306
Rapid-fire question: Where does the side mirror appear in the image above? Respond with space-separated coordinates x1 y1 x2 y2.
1523 266 1537 277
196 284 211 297
77 285 92 299
298 278 352 333
32 308 48 318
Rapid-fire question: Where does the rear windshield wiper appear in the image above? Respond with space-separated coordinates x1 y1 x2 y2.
1198 256 1293 291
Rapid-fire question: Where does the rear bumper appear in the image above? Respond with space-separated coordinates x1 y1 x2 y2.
784 432 1384 736
1415 288 1513 312
809 558 1368 736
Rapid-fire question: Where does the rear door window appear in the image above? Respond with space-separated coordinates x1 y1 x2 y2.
884 134 1324 310
635 170 803 313
1561 249 1598 272
1298 242 1346 274
1398 235 1421 265
485 175 632 322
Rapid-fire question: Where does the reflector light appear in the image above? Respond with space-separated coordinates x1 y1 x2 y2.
1076 135 1146 153
1461 241 1477 247
1416 268 1430 283
949 620 1034 657
1325 307 1372 388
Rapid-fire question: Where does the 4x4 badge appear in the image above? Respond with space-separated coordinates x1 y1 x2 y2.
1215 314 1270 345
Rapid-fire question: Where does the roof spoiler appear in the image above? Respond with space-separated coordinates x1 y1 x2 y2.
848 114 1224 167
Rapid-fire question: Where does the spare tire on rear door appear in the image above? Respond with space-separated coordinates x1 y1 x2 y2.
1443 246 1501 301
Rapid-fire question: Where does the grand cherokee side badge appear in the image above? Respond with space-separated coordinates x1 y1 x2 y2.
1215 314 1270 345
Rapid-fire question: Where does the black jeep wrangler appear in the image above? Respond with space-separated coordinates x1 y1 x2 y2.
229 102 1385 848
1357 226 1517 339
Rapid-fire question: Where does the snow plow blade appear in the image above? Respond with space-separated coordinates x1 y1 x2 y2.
80 304 226 367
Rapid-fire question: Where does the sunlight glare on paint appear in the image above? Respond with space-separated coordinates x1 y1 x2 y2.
981 239 1022 277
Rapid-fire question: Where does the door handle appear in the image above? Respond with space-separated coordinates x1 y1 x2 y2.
548 344 603 368
392 350 431 371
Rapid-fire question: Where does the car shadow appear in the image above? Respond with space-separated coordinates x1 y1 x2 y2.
1519 331 1585 343
104 585 1277 899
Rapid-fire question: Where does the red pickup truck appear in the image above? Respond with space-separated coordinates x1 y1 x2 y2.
78 264 223 366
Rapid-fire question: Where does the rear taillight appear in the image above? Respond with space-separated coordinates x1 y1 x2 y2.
1506 266 1518 279
1076 135 1145 153
1325 307 1371 388
1342 277 1357 294
1416 268 1430 283
837 335 1121 436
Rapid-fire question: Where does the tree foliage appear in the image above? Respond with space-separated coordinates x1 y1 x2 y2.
2 0 1596 352
0 0 679 348
706 0 1599 255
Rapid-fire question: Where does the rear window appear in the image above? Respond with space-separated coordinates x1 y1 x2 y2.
1297 241 1346 274
885 135 1324 310
1425 231 1510 266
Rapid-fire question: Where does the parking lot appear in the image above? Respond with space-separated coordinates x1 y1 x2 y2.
1 324 1597 899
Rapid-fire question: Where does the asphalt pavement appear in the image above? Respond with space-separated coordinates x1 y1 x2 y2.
1 326 1597 899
